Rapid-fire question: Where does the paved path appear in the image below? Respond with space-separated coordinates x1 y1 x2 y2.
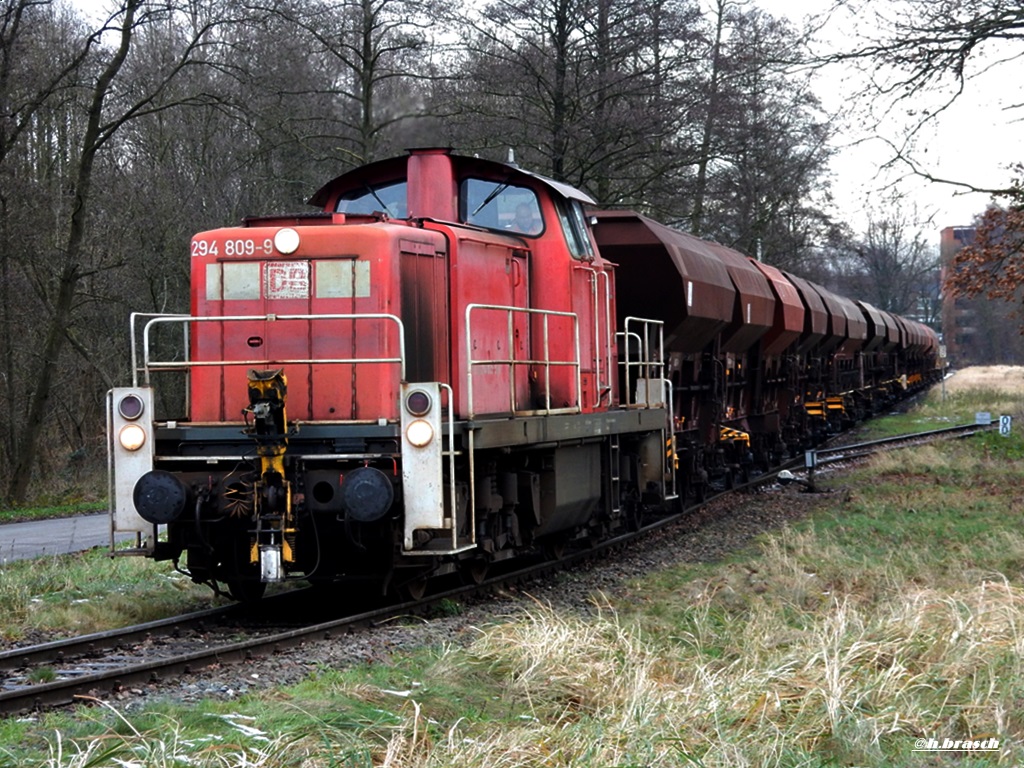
0 514 135 563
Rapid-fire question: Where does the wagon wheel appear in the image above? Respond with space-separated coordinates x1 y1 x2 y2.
624 502 643 532
543 534 569 561
724 469 735 490
695 481 707 503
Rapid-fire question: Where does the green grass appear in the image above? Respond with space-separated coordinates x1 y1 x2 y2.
853 381 1024 440
0 499 105 524
5 380 1024 766
0 548 216 642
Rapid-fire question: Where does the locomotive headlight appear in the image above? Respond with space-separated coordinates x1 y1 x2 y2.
274 227 300 255
405 418 434 447
118 424 147 452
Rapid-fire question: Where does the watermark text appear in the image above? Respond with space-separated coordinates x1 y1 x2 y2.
913 737 999 752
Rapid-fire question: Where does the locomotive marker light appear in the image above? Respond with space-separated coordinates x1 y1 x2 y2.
107 387 156 546
118 424 146 451
406 418 434 447
116 391 147 450
117 393 145 420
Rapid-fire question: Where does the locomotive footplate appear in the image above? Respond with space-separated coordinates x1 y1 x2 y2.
464 407 668 451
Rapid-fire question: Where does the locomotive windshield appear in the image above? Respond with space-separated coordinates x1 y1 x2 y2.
335 179 407 218
558 198 595 261
461 178 543 236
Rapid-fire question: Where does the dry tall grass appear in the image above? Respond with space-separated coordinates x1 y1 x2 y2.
944 365 1024 395
370 576 1021 766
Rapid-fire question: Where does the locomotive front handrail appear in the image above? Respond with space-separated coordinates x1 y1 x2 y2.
131 312 406 387
129 312 190 388
464 303 581 420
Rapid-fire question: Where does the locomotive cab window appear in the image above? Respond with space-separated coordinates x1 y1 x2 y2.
461 178 543 236
558 198 595 261
335 179 407 218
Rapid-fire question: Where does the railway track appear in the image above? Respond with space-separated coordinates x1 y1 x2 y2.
0 420 996 716
778 421 997 487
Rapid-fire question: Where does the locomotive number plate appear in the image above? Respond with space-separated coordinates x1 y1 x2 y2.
192 238 275 258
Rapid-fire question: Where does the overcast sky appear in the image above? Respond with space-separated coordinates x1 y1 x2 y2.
757 0 1024 241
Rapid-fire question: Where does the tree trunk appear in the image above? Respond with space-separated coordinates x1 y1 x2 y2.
690 0 726 236
6 0 139 503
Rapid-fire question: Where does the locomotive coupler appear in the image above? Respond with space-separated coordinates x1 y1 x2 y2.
243 369 297 578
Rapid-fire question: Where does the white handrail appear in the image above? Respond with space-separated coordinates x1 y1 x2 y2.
464 303 581 419
132 312 406 386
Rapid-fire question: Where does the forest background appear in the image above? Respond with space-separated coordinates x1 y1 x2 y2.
0 0 1019 504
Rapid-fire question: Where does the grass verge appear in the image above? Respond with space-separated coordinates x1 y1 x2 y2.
0 548 216 643
0 500 105 525
853 367 1024 440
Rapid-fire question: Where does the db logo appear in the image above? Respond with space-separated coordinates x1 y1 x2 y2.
265 263 310 299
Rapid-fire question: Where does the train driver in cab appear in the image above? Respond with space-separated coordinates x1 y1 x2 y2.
510 201 542 235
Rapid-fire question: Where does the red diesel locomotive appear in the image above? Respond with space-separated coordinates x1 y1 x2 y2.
107 148 942 600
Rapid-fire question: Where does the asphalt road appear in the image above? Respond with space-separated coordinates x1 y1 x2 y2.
0 513 136 563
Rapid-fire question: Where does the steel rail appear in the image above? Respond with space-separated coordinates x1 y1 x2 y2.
0 605 236 673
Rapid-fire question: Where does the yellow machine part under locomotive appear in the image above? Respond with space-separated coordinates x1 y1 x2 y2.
245 369 297 567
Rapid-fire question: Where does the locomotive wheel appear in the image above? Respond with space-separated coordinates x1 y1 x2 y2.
464 559 489 585
226 579 267 603
400 577 429 601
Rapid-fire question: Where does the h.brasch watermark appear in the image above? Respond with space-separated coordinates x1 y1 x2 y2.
913 737 1000 752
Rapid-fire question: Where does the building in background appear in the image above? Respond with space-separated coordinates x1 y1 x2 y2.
940 226 1024 366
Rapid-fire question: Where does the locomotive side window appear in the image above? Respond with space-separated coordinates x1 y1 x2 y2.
335 179 407 218
461 178 543 236
557 198 595 261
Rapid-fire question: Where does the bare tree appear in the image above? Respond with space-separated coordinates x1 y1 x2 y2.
819 0 1023 198
252 0 443 166
837 195 939 316
441 0 700 196
693 7 837 270
3 0 237 503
